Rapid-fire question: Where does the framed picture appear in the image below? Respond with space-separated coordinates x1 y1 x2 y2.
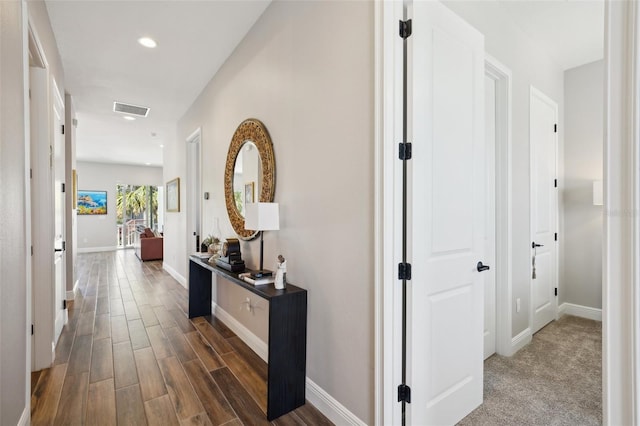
166 177 180 212
245 182 255 204
77 190 107 215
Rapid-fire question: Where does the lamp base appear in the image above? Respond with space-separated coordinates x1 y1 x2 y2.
251 270 272 279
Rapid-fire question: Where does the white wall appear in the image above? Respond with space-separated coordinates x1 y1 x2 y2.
166 1 374 422
444 1 565 338
562 60 603 309
76 161 163 251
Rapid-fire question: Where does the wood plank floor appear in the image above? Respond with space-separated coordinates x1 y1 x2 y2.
31 250 332 426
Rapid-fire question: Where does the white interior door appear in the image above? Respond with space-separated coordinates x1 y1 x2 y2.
484 75 497 360
530 86 558 334
409 2 486 424
52 81 66 341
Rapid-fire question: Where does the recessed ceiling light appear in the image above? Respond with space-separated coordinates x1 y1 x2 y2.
145 162 151 166
123 116 136 121
138 37 157 48
159 144 164 148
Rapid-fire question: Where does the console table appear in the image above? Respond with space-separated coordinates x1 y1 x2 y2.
188 256 307 420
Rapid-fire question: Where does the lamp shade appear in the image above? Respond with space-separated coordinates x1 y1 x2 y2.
245 202 280 231
593 180 603 206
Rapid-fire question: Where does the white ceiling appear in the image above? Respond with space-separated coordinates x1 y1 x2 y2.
45 0 602 169
497 0 604 71
45 0 271 167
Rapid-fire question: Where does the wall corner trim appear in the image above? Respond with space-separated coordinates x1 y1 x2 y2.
66 279 79 300
18 406 29 426
305 378 367 426
558 303 602 321
162 263 186 287
510 327 532 355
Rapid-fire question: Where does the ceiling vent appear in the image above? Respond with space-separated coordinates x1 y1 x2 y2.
113 101 150 117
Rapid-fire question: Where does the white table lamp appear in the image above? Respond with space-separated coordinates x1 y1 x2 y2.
245 202 280 277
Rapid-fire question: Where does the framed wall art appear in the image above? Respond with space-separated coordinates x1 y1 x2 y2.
77 190 107 215
166 177 180 212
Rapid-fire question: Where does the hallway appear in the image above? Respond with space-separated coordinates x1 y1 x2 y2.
30 250 331 425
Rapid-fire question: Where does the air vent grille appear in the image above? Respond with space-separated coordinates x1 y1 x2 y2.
113 101 150 117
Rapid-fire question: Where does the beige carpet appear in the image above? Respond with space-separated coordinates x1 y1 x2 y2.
458 315 601 425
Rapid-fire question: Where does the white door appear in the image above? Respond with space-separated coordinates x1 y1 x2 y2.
52 81 66 341
530 87 558 334
484 75 497 360
409 2 486 424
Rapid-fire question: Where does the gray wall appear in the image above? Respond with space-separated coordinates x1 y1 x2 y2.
562 60 603 309
444 1 565 337
77 161 163 250
1 3 29 423
165 1 374 422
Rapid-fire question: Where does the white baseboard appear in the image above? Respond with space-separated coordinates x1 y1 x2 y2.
77 246 117 253
559 302 602 321
66 279 78 300
511 327 532 354
210 302 365 425
306 378 367 425
18 406 29 426
163 262 187 288
212 302 268 362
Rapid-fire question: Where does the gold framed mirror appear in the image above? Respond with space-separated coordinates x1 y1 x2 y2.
224 119 276 240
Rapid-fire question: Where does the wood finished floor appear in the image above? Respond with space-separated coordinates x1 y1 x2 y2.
31 250 332 426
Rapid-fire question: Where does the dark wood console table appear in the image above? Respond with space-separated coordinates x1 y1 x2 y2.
188 256 307 420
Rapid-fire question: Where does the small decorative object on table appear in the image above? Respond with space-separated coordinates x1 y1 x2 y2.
275 254 287 290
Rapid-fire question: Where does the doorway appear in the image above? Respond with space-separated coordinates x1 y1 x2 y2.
186 129 202 253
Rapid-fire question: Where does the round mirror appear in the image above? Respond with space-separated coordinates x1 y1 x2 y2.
224 119 275 240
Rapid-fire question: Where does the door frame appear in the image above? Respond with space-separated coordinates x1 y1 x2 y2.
186 128 202 257
375 1 639 425
485 55 514 357
528 85 559 334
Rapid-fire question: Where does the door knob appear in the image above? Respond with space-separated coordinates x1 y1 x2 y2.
532 242 544 249
477 261 490 272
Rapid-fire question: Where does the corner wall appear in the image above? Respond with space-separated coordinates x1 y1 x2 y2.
167 1 374 422
76 161 163 251
562 60 604 310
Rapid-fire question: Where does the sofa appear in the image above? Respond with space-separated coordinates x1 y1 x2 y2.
134 227 163 261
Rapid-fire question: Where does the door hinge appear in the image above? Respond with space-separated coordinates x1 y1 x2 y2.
555 233 558 241
554 179 557 188
398 262 412 280
61 124 65 135
399 142 412 160
555 287 558 297
398 384 411 403
61 182 66 193
63 300 67 309
31 324 34 335
554 123 557 133
31 246 33 256
72 118 78 127
62 241 66 251
399 19 412 39
30 168 33 179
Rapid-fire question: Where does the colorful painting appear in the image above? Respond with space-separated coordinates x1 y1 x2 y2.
77 190 107 215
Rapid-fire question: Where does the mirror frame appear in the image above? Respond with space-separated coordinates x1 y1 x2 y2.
224 118 276 240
